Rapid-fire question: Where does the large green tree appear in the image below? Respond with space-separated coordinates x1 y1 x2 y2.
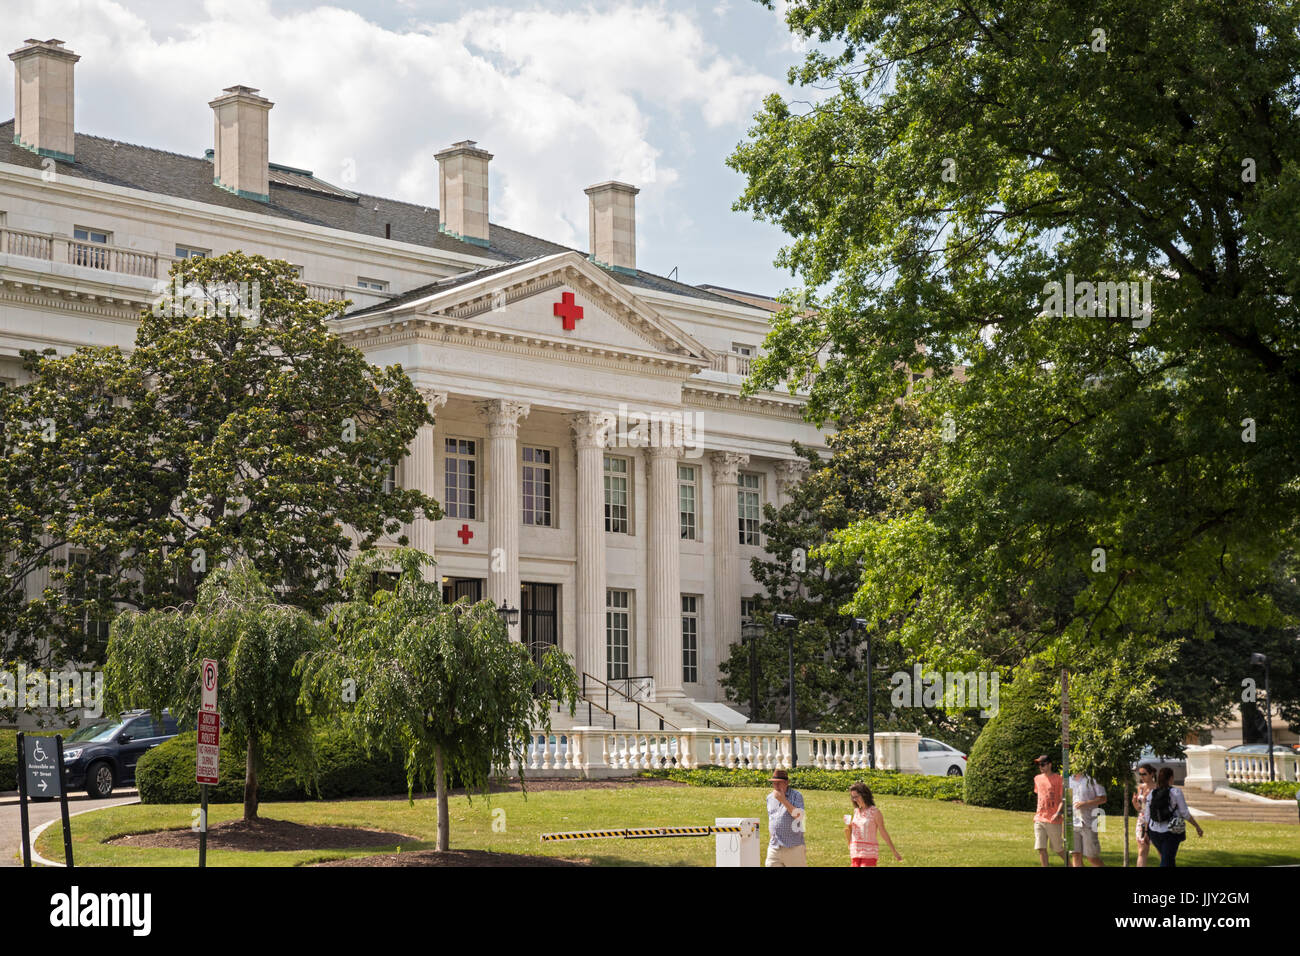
106 559 322 820
738 1 1300 678
299 549 579 852
719 403 985 747
0 252 438 664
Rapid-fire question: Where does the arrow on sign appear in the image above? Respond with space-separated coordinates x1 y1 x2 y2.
38 778 47 792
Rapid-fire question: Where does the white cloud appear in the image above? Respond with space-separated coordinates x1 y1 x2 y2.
2 0 779 250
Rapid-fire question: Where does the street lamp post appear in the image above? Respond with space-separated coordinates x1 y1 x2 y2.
774 613 798 767
741 622 762 722
1251 652 1274 782
850 617 875 769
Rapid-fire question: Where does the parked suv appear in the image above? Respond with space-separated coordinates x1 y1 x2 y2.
61 710 180 798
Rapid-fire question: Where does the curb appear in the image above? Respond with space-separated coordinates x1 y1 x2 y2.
1215 786 1298 806
26 796 141 867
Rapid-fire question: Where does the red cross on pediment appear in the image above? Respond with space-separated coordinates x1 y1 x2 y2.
457 524 474 545
553 291 584 331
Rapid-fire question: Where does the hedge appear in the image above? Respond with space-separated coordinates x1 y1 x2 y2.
136 727 411 804
639 766 964 801
1232 780 1300 801
964 689 1060 811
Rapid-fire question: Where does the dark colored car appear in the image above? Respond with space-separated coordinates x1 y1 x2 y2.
61 710 180 798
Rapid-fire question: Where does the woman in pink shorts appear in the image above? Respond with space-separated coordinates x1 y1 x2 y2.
844 782 903 867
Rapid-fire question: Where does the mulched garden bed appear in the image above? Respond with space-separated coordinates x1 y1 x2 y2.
311 849 590 867
107 817 414 852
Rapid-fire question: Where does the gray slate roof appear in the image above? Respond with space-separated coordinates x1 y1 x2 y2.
0 120 742 308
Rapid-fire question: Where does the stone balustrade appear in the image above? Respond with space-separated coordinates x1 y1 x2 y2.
507 728 923 778
1184 745 1299 790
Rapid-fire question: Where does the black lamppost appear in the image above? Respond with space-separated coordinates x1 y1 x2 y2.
1251 652 1274 781
850 617 875 769
741 621 763 722
774 613 798 766
496 601 520 628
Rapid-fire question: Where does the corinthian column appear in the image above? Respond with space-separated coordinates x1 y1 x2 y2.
478 400 530 621
710 451 749 692
407 388 447 579
570 411 614 681
774 459 810 507
648 443 684 699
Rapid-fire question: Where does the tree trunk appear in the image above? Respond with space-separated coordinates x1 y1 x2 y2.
435 742 449 851
1123 779 1131 867
243 732 260 822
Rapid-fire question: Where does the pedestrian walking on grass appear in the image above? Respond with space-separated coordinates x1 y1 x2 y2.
765 769 807 867
844 781 902 867
1068 769 1107 867
1142 766 1203 867
1133 763 1156 867
1032 755 1067 867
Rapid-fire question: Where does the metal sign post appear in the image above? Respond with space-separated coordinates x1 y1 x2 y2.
197 658 220 868
17 733 74 866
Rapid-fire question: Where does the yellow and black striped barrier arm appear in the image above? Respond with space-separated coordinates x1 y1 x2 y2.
541 825 746 843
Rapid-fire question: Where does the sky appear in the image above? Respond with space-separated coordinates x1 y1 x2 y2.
2 0 815 295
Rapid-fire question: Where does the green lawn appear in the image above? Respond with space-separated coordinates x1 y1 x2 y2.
36 785 1300 867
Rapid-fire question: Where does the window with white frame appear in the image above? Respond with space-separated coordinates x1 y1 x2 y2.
68 551 111 644
72 226 110 269
678 464 698 540
356 277 388 291
740 597 756 625
738 472 762 545
444 438 477 519
681 595 700 684
382 463 396 495
522 446 553 527
604 455 630 534
606 589 631 680
175 245 210 260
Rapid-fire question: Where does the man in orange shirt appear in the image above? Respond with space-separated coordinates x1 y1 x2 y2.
1032 755 1066 866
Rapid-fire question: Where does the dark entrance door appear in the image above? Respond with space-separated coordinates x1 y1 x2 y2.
522 583 558 695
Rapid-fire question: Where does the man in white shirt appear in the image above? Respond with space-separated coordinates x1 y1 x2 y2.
1069 771 1107 867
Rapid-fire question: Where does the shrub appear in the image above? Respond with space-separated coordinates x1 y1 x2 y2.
1232 781 1300 801
964 687 1060 811
640 766 964 801
136 726 410 804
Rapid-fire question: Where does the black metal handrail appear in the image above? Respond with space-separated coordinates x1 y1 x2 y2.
581 672 682 731
559 694 620 730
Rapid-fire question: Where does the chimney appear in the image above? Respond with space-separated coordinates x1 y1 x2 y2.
435 140 492 247
9 39 79 163
209 85 273 203
584 181 638 275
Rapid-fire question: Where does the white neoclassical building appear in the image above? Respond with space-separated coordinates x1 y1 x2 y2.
1 38 828 733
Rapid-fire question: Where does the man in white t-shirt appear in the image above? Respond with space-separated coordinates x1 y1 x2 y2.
1068 771 1107 867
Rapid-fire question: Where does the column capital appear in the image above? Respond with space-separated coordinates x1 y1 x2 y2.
774 458 810 495
570 410 616 449
418 388 449 416
646 443 682 460
477 399 530 437
710 451 749 485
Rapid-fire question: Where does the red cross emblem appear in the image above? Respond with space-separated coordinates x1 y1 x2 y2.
553 291 584 331
457 524 474 545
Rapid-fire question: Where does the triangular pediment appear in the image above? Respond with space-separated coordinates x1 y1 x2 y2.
338 252 712 367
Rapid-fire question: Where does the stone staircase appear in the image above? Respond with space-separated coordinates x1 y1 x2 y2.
1183 788 1297 823
546 695 778 734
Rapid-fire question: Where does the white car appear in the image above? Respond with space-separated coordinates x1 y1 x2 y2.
918 737 967 776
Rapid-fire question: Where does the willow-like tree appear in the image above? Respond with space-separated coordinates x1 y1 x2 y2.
0 251 438 665
300 548 579 852
105 559 322 820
